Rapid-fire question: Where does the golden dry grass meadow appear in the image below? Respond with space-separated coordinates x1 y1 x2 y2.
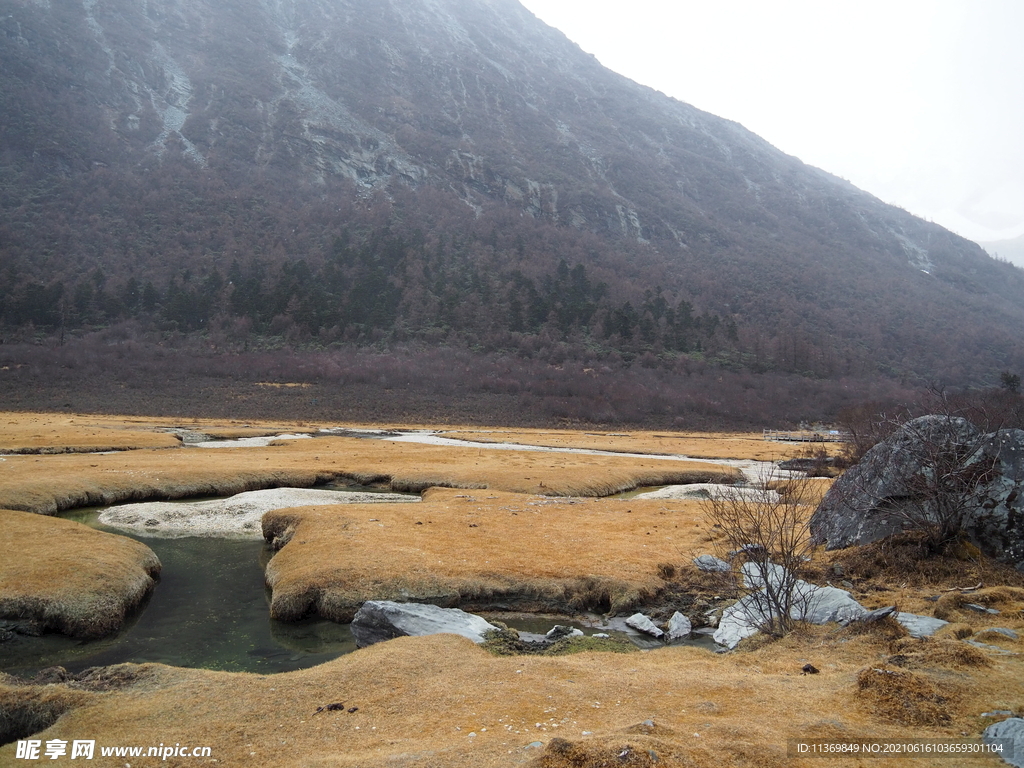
1 411 1023 767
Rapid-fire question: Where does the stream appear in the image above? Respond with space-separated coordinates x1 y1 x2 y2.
2 431 758 675
1 508 359 676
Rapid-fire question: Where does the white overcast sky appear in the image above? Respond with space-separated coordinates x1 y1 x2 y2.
518 0 1024 245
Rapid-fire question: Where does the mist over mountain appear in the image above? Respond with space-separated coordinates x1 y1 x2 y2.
980 234 1024 270
2 0 1023 423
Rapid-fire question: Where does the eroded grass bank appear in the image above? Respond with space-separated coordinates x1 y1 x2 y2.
0 510 160 638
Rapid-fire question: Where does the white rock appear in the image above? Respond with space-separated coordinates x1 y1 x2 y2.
713 563 867 649
625 613 664 638
693 554 730 572
666 612 692 640
741 562 866 624
545 625 584 640
713 595 763 649
983 717 1024 768
350 601 498 647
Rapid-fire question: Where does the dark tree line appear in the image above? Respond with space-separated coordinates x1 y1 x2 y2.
1 225 733 360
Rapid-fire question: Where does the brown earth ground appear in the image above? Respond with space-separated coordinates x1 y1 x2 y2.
1 412 1023 767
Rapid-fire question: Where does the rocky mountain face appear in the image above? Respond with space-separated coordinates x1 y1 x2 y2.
2 0 1023 386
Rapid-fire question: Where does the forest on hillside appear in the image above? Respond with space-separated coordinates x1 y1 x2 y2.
4 160 1021 392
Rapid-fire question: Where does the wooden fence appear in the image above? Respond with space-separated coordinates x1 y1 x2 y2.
762 429 849 443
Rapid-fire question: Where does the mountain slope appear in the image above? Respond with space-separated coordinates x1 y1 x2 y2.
981 234 1024 269
2 0 1023 387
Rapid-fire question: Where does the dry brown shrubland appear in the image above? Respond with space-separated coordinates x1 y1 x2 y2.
827 531 1024 593
886 637 993 671
855 666 960 727
0 510 160 638
933 587 1024 622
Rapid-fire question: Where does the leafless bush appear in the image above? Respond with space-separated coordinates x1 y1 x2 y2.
702 472 817 637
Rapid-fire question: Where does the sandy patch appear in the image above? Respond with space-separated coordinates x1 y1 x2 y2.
633 484 781 503
99 487 419 538
441 428 840 461
191 433 314 448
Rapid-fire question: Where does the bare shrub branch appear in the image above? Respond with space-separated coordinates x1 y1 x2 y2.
702 472 817 637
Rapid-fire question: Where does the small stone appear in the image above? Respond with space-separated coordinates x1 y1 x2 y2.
693 554 730 573
856 605 897 624
964 603 1000 615
592 633 610 639
895 612 949 638
525 741 544 749
546 625 584 640
982 627 1019 640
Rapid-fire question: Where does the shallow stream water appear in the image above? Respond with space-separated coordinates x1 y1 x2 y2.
1 509 359 676
1 495 613 675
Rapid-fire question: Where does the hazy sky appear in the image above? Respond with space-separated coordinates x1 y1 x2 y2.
518 0 1024 245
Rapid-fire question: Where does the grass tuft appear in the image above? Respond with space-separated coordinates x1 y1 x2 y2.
855 666 957 726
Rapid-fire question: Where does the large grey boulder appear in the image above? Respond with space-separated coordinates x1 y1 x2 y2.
810 416 1024 566
350 601 499 647
983 717 1024 768
740 562 866 624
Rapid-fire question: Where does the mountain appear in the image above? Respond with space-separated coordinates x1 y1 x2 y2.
2 0 1023 399
980 234 1024 270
